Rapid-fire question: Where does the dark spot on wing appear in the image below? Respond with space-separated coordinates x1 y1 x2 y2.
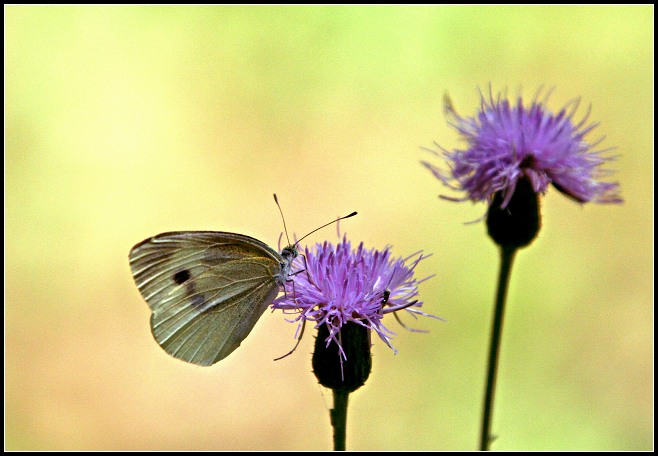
173 270 191 285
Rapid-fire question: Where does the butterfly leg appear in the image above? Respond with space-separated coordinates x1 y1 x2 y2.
296 253 321 291
273 319 307 361
286 254 318 304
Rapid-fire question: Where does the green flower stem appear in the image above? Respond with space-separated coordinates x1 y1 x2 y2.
313 322 372 451
480 245 517 451
331 389 349 451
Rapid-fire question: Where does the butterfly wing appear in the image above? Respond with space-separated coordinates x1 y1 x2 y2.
129 231 284 366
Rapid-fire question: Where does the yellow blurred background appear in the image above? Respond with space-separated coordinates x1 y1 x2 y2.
5 5 653 450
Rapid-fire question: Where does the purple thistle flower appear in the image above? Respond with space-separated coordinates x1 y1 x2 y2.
422 87 623 209
272 236 437 360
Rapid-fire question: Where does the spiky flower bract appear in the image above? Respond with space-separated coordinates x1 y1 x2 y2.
422 87 622 210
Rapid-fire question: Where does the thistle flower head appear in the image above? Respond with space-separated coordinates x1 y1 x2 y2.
272 236 436 359
422 87 623 209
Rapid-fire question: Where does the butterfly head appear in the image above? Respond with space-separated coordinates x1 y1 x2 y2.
278 244 298 283
281 244 298 260
281 244 298 265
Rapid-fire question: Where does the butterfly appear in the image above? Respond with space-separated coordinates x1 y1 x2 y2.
129 195 356 366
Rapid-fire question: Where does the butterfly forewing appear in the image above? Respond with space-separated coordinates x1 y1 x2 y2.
129 231 285 366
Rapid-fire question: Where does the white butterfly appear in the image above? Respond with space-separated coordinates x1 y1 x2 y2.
130 231 298 366
129 196 356 366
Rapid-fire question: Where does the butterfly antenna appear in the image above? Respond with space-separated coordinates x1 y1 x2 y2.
273 193 292 247
295 211 357 247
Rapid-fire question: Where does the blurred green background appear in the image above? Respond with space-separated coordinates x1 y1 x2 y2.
5 5 653 450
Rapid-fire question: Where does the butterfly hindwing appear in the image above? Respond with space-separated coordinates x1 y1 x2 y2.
129 231 284 366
